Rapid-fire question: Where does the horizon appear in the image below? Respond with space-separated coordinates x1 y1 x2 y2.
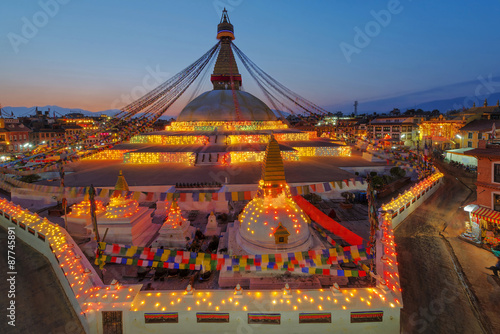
1 1 500 115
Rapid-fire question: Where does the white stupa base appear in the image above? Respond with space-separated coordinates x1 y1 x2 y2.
152 223 196 248
218 223 348 288
87 207 156 245
67 213 105 238
204 226 220 237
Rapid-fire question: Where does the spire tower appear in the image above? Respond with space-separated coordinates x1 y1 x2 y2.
114 170 130 192
261 135 287 197
211 8 242 90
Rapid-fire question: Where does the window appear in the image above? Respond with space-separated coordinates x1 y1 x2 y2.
278 237 284 243
494 164 500 183
468 132 473 139
375 133 382 138
402 126 407 132
383 127 391 132
468 141 473 148
375 127 382 132
495 194 500 212
407 134 412 140
478 133 482 140
392 126 400 132
392 133 400 139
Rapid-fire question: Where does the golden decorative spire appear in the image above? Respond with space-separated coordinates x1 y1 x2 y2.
261 135 286 190
114 170 130 192
484 98 488 107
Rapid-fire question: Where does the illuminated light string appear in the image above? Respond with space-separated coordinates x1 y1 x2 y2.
165 120 289 132
130 135 209 145
122 152 195 165
2 41 220 173
82 150 131 161
226 132 316 145
0 196 401 313
104 196 140 219
67 200 105 217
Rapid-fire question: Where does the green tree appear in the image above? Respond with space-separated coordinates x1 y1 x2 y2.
19 174 41 183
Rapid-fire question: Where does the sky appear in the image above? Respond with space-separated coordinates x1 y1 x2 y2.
1 0 500 116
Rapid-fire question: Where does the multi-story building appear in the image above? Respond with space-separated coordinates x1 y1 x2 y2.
366 116 420 148
457 119 500 149
464 140 500 244
0 118 32 153
419 114 466 150
30 127 66 147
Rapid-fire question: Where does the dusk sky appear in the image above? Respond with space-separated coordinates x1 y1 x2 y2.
1 0 500 115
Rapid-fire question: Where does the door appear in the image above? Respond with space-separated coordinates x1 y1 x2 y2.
102 311 123 334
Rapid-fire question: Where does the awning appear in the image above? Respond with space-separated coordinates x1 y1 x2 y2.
471 206 500 223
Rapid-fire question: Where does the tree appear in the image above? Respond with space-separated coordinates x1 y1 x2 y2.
390 166 406 178
371 175 385 189
19 174 41 183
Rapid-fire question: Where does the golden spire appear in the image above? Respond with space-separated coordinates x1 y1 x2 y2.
261 135 286 190
114 170 129 192
484 98 488 107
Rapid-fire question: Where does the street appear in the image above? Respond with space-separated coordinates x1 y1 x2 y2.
396 162 495 333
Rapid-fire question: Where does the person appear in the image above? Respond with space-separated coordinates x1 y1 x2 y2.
486 257 500 277
144 283 154 290
137 266 149 282
154 267 168 281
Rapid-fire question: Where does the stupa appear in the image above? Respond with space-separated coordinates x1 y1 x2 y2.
88 9 350 166
219 136 335 288
236 136 312 254
66 199 106 238
153 201 194 248
86 171 156 245
204 211 219 236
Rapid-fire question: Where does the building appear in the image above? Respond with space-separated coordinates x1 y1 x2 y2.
419 114 466 150
463 140 500 244
457 119 500 149
0 118 32 153
367 116 420 148
30 127 66 147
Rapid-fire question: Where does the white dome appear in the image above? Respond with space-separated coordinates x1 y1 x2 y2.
176 90 277 122
237 193 312 254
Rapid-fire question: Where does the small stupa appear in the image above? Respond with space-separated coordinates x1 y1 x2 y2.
153 201 194 248
66 199 106 237
204 211 219 236
88 171 156 245
236 135 312 254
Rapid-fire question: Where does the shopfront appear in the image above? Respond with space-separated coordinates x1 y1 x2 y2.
468 206 500 245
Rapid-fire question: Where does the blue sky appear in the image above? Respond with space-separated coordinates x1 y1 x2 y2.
1 0 499 115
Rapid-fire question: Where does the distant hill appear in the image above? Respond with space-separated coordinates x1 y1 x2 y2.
325 76 500 114
5 75 500 118
0 105 120 118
